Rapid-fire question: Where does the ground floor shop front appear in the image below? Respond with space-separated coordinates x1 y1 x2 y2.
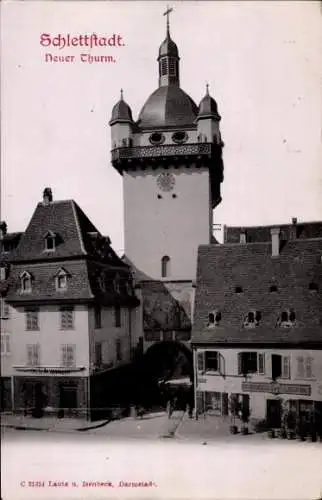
196 389 322 435
13 376 88 418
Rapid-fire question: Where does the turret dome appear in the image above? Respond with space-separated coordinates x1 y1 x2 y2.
197 85 221 121
109 90 133 125
158 35 179 59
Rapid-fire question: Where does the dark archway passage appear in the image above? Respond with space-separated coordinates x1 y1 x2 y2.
135 341 193 410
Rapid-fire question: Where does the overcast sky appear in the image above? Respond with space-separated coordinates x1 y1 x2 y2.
1 1 321 253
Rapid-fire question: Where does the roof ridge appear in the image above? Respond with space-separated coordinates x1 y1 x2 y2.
70 200 86 255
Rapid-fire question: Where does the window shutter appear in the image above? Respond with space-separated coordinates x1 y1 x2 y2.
197 351 205 372
237 353 242 375
297 356 304 378
33 345 39 365
282 356 290 379
5 334 10 354
27 345 33 365
258 353 265 375
219 353 225 376
61 345 67 366
305 357 313 378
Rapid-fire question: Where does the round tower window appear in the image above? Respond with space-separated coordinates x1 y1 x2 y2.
172 131 188 144
149 132 165 145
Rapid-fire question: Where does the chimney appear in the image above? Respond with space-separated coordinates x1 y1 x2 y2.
270 227 280 257
290 217 298 240
240 230 247 244
0 221 7 240
43 187 53 205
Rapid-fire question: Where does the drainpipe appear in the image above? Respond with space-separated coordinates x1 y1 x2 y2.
193 348 198 419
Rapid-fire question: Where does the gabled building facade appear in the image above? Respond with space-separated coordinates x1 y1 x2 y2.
192 221 322 431
2 188 139 418
0 222 23 411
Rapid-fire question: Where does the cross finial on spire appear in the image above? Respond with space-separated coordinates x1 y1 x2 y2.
163 5 173 35
120 88 123 100
206 82 209 95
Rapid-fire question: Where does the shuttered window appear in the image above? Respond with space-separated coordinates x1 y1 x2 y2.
61 344 75 367
27 344 39 365
297 356 305 378
258 353 265 375
60 307 74 330
25 308 39 331
1 334 10 355
197 351 205 372
281 356 290 379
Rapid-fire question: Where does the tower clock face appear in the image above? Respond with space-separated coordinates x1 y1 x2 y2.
156 173 176 192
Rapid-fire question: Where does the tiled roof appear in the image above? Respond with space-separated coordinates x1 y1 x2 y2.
123 255 191 331
226 221 322 244
0 232 23 294
192 238 322 345
6 260 139 305
142 280 191 332
4 199 137 305
10 200 111 262
6 260 93 302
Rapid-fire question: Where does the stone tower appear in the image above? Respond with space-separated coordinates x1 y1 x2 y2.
110 11 224 283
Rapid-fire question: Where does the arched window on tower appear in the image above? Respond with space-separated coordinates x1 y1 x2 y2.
161 256 170 278
160 58 168 76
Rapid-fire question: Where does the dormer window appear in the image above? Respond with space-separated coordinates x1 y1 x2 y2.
207 311 221 328
308 282 318 292
44 231 56 251
279 310 296 328
270 285 278 293
55 268 68 290
243 311 261 328
235 286 243 294
20 271 32 293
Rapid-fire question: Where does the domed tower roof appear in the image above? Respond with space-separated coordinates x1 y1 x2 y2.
197 84 221 121
109 90 133 126
138 85 198 129
158 35 179 59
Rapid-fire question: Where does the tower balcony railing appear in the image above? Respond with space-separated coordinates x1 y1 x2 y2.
111 142 215 162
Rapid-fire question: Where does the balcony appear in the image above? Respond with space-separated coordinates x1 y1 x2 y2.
111 143 221 173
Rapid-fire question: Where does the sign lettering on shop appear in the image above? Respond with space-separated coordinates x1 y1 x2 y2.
242 381 311 396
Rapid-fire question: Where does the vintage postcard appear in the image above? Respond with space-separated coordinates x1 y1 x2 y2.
1 1 322 499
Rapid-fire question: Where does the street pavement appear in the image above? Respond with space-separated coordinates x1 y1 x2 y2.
2 422 322 500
